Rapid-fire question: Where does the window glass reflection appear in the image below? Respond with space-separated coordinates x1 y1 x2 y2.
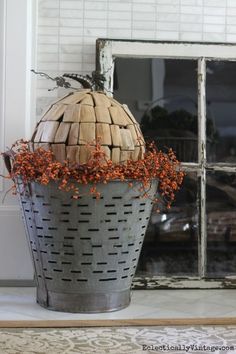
136 173 198 276
114 58 198 162
207 171 236 277
206 61 236 162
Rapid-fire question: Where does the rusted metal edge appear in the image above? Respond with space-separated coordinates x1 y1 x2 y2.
96 39 236 61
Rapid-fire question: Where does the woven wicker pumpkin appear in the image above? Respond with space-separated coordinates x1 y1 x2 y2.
31 90 145 164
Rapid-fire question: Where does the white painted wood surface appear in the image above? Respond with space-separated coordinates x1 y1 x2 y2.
0 0 36 280
105 40 236 60
198 58 207 278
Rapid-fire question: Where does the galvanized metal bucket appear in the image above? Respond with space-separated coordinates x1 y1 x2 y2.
18 180 157 313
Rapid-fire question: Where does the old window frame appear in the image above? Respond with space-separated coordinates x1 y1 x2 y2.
96 39 236 289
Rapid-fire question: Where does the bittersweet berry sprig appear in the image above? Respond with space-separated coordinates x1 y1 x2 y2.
2 140 185 209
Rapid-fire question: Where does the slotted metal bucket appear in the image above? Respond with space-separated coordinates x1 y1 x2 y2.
18 180 157 313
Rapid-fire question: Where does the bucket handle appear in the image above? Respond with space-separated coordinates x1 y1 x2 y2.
2 152 12 175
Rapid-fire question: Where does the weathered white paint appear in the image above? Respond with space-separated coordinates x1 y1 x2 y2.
97 40 114 96
206 164 236 172
99 40 236 60
132 277 235 289
198 58 207 278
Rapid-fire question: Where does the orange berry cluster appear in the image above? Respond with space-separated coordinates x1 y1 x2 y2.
4 139 185 209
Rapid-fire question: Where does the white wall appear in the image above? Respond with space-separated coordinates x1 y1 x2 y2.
0 0 35 281
36 0 236 115
2 0 236 281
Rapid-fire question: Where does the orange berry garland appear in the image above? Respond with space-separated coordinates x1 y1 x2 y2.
2 139 185 209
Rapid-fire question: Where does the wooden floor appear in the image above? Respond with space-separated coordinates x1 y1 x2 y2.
1 318 236 328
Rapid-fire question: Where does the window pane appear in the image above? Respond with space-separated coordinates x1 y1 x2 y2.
114 58 198 162
136 173 198 277
206 61 236 162
206 171 236 277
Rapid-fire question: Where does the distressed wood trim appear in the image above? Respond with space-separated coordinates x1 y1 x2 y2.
198 58 206 164
96 40 114 96
96 39 236 60
181 163 200 172
182 163 236 173
198 58 207 278
206 164 236 172
132 277 236 289
1 318 236 328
